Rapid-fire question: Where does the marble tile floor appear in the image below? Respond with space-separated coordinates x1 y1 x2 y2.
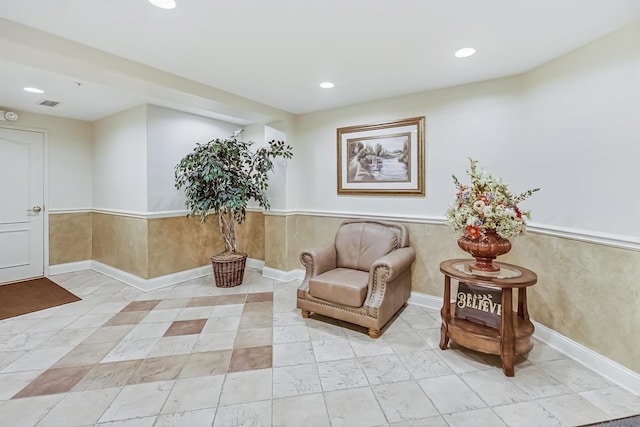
0 269 638 427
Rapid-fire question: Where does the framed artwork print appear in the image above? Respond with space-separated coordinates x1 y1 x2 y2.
337 116 425 196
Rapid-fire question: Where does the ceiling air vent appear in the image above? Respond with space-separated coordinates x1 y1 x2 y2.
38 100 60 107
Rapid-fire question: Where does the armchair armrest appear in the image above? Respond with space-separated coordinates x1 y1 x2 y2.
370 247 416 283
300 245 337 279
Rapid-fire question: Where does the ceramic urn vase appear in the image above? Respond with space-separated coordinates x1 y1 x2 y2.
457 230 512 272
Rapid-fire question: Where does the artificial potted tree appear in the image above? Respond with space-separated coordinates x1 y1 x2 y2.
175 131 293 287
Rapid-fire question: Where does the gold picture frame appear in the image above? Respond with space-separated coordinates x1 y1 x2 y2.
337 116 425 196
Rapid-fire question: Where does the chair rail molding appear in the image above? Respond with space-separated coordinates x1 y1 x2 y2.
264 209 640 251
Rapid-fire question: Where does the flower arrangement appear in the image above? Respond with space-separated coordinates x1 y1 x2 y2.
446 158 539 240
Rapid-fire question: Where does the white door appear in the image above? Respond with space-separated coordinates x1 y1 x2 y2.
0 127 45 284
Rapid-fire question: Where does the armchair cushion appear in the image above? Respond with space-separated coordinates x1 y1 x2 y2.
309 268 368 308
335 221 399 272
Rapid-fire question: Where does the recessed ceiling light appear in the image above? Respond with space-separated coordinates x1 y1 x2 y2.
319 82 335 89
455 48 476 58
24 87 44 94
149 0 176 9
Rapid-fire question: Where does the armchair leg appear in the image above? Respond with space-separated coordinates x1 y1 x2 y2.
368 328 381 339
301 309 311 319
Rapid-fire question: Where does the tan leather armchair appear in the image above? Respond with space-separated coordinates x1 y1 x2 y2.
297 219 416 338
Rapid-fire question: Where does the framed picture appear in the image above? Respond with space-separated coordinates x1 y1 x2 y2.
337 116 425 196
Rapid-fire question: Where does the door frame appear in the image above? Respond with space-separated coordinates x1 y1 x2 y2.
0 123 49 279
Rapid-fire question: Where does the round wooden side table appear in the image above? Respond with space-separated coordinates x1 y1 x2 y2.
439 259 537 376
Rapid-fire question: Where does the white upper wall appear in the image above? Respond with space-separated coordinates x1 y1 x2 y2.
289 77 522 219
289 23 640 241
241 124 266 211
91 104 278 214
145 113 289 214
242 124 265 148
264 124 288 211
6 112 93 211
93 105 148 212
22 21 638 242
235 123 289 211
520 23 640 238
146 105 240 213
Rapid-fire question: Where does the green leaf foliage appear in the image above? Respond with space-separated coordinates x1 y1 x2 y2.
175 135 293 253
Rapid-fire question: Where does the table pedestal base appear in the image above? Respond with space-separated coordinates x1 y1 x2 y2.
439 259 537 377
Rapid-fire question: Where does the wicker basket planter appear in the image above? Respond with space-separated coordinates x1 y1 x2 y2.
211 252 247 288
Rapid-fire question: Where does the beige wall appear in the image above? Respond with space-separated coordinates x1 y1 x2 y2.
271 213 640 373
234 211 266 261
264 215 289 271
50 211 265 279
147 216 222 278
92 213 148 278
49 212 92 265
504 233 640 373
148 212 264 278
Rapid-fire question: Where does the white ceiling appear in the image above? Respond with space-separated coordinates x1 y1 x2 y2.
1 0 640 123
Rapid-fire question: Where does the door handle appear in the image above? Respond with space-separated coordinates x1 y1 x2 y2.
27 206 42 213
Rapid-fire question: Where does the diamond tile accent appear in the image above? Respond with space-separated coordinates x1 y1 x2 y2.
228 345 273 373
103 311 150 326
13 365 94 398
121 300 161 312
163 319 207 337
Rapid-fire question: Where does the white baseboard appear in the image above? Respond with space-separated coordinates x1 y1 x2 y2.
48 258 262 292
91 262 213 292
409 292 640 395
246 258 265 271
48 260 93 275
409 291 444 310
532 320 640 395
262 267 304 283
